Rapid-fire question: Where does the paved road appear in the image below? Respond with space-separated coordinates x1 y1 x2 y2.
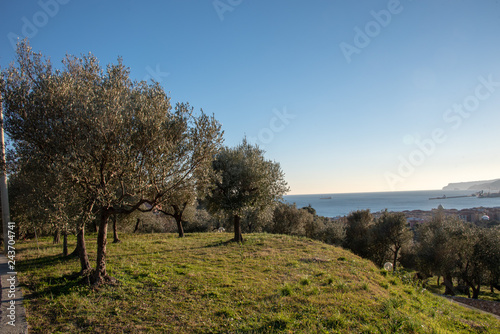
0 254 28 333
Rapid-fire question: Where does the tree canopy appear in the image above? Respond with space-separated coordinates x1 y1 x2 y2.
372 210 412 271
2 41 223 285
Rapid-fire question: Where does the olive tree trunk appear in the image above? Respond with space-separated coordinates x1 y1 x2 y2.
233 214 243 242
62 228 68 256
70 225 92 275
176 216 185 238
112 214 121 243
92 211 114 285
392 246 400 272
53 227 60 244
444 274 455 296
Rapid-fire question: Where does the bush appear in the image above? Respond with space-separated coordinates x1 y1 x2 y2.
184 209 216 233
265 203 312 236
321 219 346 246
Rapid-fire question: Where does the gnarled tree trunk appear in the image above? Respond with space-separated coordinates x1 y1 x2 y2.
161 204 187 238
112 214 121 243
53 227 60 244
233 214 243 242
92 210 114 285
175 215 185 238
444 274 455 296
70 225 93 279
466 278 481 299
72 225 92 275
392 246 400 272
62 228 68 256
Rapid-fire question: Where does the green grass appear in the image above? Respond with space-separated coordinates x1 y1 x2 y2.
16 233 500 333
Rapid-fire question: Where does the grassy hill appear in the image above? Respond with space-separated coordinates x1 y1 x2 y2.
17 233 500 333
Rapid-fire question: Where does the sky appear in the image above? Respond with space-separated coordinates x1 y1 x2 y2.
1 0 500 195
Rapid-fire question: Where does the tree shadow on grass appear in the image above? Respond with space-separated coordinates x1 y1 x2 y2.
17 245 56 253
23 270 88 300
108 238 239 259
204 239 238 248
17 253 78 271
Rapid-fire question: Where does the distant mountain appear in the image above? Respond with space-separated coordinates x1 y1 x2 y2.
468 179 500 191
442 179 500 191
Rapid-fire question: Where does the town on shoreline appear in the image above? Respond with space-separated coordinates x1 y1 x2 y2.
365 206 500 228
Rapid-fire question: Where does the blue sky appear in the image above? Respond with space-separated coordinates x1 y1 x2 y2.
1 0 500 194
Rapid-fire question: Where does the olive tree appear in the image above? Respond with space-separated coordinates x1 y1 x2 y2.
206 139 289 242
416 217 468 295
344 209 373 258
157 193 194 238
476 227 500 292
417 217 499 298
2 41 222 285
372 210 412 271
455 225 487 299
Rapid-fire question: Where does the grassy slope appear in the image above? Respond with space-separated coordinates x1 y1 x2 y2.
17 233 500 333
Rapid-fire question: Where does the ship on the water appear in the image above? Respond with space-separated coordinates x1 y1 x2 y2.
429 193 476 200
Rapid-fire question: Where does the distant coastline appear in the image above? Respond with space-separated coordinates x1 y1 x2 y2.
443 178 500 191
284 190 500 218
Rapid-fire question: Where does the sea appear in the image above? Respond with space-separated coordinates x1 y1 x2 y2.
284 190 500 218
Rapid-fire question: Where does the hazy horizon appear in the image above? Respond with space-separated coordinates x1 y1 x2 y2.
286 189 442 196
1 1 499 194
287 177 500 196
287 188 480 197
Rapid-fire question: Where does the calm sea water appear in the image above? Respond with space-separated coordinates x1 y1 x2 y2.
284 190 500 218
